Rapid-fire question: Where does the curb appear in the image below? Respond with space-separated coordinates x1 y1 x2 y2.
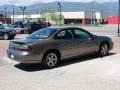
2 56 19 65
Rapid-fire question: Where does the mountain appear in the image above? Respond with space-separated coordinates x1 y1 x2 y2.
0 1 118 16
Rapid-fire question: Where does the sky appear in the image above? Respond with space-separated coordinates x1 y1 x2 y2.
0 0 117 6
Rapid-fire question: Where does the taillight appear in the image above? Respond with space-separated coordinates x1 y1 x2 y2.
18 45 31 51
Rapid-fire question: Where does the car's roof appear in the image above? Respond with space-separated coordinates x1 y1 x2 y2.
47 26 81 31
46 26 92 35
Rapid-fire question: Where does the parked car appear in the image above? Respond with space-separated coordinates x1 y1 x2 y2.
7 27 113 68
27 22 47 34
14 27 28 34
0 24 16 40
11 21 28 34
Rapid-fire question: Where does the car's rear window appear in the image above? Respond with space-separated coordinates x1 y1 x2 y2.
27 28 57 39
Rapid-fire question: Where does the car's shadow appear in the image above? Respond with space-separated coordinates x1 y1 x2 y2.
14 53 116 72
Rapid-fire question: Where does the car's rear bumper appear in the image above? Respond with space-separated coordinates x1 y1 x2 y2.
7 49 43 64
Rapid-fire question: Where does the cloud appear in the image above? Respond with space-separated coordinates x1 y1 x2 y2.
0 0 117 6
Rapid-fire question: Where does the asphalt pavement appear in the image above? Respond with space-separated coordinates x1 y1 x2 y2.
0 25 120 90
1 53 120 90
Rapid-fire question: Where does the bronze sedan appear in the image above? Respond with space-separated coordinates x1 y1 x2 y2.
7 27 113 68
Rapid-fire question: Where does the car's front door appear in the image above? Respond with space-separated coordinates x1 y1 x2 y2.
72 28 98 55
55 29 81 59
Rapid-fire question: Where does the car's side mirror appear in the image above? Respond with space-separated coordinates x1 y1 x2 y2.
86 34 94 40
90 34 95 40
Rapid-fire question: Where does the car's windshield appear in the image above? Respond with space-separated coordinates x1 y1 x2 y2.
27 28 57 39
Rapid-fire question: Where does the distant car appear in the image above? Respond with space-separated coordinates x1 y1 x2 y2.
0 24 16 40
7 27 113 68
11 21 28 34
14 27 28 34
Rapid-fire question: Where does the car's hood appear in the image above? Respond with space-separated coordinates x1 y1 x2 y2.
94 35 112 41
0 29 10 31
0 28 15 32
97 35 111 39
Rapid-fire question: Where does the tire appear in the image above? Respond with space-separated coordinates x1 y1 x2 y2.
42 51 60 68
9 36 15 40
3 33 9 40
99 43 109 57
20 30 24 34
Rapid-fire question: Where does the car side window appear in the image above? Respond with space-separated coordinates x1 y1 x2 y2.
0 24 4 29
73 29 91 39
56 30 73 40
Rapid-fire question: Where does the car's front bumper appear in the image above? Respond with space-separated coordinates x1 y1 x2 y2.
7 49 43 64
109 41 114 51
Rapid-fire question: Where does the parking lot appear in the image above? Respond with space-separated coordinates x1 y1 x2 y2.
0 25 120 90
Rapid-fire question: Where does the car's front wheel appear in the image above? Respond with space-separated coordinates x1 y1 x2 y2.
42 51 60 68
3 33 9 40
99 43 109 56
20 30 24 34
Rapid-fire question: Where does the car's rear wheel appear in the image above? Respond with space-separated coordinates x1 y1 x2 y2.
9 36 15 40
3 33 9 40
99 43 109 56
42 51 60 68
20 30 24 34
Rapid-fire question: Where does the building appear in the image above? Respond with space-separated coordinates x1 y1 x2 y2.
11 14 41 22
95 11 109 24
11 11 109 25
62 11 92 25
0 18 11 23
108 16 119 24
0 14 11 23
62 11 109 25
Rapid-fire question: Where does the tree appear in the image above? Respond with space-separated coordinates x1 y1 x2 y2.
50 13 64 25
37 15 45 23
41 8 64 25
0 14 4 18
24 14 32 22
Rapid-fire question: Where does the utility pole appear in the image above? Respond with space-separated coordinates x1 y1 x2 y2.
12 8 15 22
118 0 120 37
57 2 62 26
91 8 94 25
4 7 7 23
100 9 103 25
20 6 26 22
0 11 3 15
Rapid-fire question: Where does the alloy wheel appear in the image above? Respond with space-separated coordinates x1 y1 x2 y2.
46 53 58 67
100 44 109 56
3 33 9 40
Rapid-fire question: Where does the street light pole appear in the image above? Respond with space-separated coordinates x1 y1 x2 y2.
118 0 120 37
91 8 94 25
12 8 15 22
57 2 62 26
20 6 26 22
4 7 7 23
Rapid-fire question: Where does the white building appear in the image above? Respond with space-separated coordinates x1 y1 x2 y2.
11 14 41 22
62 11 109 25
95 11 109 24
11 11 109 24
